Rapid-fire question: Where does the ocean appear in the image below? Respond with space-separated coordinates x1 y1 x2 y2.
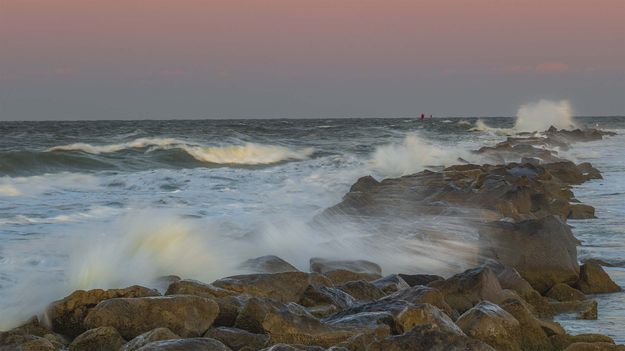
1 116 624 341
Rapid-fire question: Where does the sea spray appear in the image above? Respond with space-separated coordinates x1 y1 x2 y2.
514 99 577 132
369 133 477 177
0 173 100 197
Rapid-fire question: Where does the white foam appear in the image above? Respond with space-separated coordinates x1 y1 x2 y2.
514 99 577 132
48 138 314 165
0 173 99 197
369 133 475 177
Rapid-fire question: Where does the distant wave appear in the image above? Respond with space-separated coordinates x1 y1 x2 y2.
47 138 314 165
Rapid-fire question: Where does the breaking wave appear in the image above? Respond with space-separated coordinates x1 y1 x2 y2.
47 138 314 166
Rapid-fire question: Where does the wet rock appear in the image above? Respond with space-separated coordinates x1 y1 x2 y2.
84 295 219 339
456 301 521 351
69 326 126 351
300 286 355 310
213 296 246 327
480 215 580 293
370 275 410 294
380 285 455 318
309 258 382 282
135 338 232 351
499 298 552 351
549 299 598 320
428 266 503 314
397 273 444 287
573 262 622 294
260 345 325 351
204 327 269 351
563 342 625 351
550 333 615 351
121 328 180 351
546 283 585 302
234 297 386 347
538 319 566 337
165 279 238 298
335 281 385 301
4 337 57 351
568 204 596 219
239 255 300 274
367 324 495 351
46 285 160 338
212 272 332 303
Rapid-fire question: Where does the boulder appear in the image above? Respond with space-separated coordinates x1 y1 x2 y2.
121 328 180 351
479 215 580 293
4 337 57 351
563 342 625 351
550 333 615 351
165 279 238 298
380 285 455 318
204 327 269 351
212 272 332 303
239 255 299 274
428 266 503 314
135 338 232 351
371 275 410 294
260 345 325 351
398 274 444 287
213 296 246 327
69 326 126 351
335 281 385 301
574 262 622 294
309 258 382 284
234 297 387 347
549 299 598 320
568 204 596 219
367 324 495 351
299 286 355 310
546 283 585 302
84 295 219 339
46 285 160 337
499 298 552 351
456 301 522 351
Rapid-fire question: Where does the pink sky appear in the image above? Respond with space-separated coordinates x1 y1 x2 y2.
1 0 624 119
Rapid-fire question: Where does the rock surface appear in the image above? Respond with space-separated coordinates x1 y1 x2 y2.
574 262 622 294
84 295 219 339
69 326 126 351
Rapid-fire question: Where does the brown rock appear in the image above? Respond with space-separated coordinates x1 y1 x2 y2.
564 342 625 351
121 328 180 351
45 285 160 338
428 266 503 314
165 279 237 298
499 298 552 351
84 295 219 339
367 324 495 351
546 283 585 302
309 258 382 284
456 301 522 351
239 255 299 274
335 281 385 301
398 273 444 287
69 326 126 351
380 285 455 319
204 327 269 351
135 338 232 351
568 204 596 219
574 262 622 294
550 333 615 351
480 215 580 293
370 275 410 294
212 272 332 303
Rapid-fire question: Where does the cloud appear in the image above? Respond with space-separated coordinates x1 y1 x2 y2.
500 62 571 75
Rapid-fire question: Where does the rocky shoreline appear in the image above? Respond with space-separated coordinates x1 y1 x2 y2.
1 127 624 351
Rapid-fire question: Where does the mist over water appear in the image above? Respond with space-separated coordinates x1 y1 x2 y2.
0 114 624 340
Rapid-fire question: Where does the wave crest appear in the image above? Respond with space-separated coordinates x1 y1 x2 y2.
48 138 314 165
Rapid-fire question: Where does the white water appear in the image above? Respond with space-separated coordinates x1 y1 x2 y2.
48 138 314 165
0 173 100 197
514 99 577 132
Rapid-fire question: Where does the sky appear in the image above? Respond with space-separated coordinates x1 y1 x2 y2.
1 0 624 120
